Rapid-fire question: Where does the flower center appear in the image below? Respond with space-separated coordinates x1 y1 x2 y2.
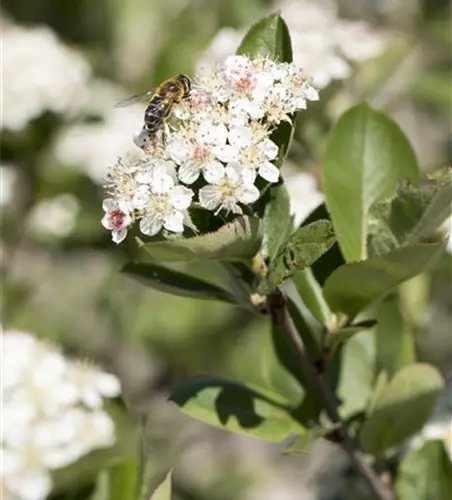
234 77 252 92
108 209 126 229
193 146 211 165
149 195 170 215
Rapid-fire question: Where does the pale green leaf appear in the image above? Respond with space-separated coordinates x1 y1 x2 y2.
359 364 444 454
139 216 262 262
170 377 299 442
149 470 172 500
323 242 445 317
323 103 419 262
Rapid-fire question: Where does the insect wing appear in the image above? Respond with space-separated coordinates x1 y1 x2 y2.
114 90 155 108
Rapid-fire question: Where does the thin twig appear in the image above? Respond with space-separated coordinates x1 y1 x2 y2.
268 288 393 500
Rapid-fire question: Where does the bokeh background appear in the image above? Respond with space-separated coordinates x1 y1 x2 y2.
2 0 451 499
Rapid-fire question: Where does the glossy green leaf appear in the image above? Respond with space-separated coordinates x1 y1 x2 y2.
323 103 419 262
375 299 415 378
359 364 444 454
122 262 240 305
327 320 377 348
324 242 445 317
237 12 292 62
396 440 452 500
109 458 137 500
264 182 293 260
170 377 299 442
149 470 172 500
139 216 262 262
263 220 336 292
292 268 332 326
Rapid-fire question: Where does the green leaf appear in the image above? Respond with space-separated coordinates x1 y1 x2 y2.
326 320 377 348
122 262 240 305
263 220 336 292
323 242 445 317
375 299 415 378
264 182 293 260
376 170 452 248
396 440 452 500
149 470 172 500
237 12 292 62
292 268 332 326
323 103 419 262
109 458 137 500
359 364 444 454
139 216 263 262
337 330 376 418
284 425 339 455
170 377 299 442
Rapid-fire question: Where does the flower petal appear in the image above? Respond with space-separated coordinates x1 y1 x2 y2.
199 185 222 211
212 144 237 163
228 126 252 149
102 199 117 212
170 185 193 210
238 184 260 205
151 172 174 194
140 216 162 237
241 166 257 186
101 214 113 230
112 229 127 244
203 161 225 184
178 162 200 185
259 162 279 183
164 210 184 233
260 139 279 160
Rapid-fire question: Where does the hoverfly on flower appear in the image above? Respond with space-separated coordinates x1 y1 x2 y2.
115 74 191 148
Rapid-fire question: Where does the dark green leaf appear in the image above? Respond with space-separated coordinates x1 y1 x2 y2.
122 262 240 305
263 220 336 292
292 268 332 326
139 216 263 262
237 12 292 62
109 458 137 500
375 299 415 378
264 182 293 260
170 377 300 442
359 364 444 454
323 242 445 317
323 103 419 262
396 440 452 500
148 470 172 500
327 320 377 348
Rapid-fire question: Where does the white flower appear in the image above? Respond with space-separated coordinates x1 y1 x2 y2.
1 164 19 207
282 166 324 227
199 165 259 214
139 168 194 236
101 198 133 244
2 22 90 131
1 330 121 500
27 194 80 238
214 126 280 184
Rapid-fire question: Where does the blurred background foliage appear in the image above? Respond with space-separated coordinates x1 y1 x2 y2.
1 0 451 499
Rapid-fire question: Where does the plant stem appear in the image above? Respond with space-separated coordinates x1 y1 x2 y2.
268 288 393 500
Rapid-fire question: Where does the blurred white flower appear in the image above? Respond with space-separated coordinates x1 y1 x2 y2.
410 419 452 461
282 166 324 227
54 101 145 184
27 193 80 238
197 1 386 89
442 216 452 254
1 164 19 206
1 330 121 500
103 56 319 242
1 22 90 131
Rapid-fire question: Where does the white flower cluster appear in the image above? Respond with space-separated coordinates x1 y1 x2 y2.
102 55 319 243
1 330 121 500
2 20 90 131
197 0 386 89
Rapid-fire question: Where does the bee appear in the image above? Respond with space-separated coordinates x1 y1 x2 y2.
115 74 191 148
